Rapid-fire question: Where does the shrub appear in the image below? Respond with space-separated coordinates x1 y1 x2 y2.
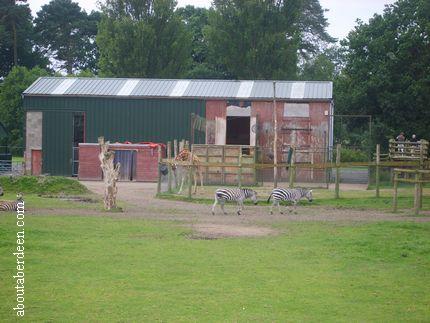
0 176 89 195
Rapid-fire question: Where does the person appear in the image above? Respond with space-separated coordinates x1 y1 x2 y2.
396 132 405 142
410 134 418 143
396 132 405 154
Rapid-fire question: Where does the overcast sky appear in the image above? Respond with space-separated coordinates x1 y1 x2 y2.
29 0 396 40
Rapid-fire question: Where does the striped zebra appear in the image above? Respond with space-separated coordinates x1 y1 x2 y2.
212 188 258 215
0 193 24 212
267 188 313 214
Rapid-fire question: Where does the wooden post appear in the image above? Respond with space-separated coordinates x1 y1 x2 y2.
173 139 178 158
335 144 341 199
167 141 172 193
156 145 162 195
238 146 243 188
289 147 295 188
392 172 398 212
98 137 120 210
273 81 278 188
419 141 424 169
221 146 225 185
376 144 380 198
419 173 424 209
187 159 192 200
414 171 420 215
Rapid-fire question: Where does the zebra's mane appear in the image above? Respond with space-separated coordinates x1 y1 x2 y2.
241 188 254 197
297 188 310 196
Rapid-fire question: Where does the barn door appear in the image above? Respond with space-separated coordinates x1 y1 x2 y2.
215 117 226 145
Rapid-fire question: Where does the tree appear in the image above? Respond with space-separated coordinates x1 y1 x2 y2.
0 0 46 78
0 66 49 151
97 0 192 78
177 5 226 79
335 0 430 145
34 0 100 75
204 0 334 80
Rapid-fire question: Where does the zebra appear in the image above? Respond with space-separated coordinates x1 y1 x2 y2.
212 188 258 215
267 188 313 214
0 193 24 212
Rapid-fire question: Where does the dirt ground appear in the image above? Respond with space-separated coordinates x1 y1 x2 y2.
68 181 430 238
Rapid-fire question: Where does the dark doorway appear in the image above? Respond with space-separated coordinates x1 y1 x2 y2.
114 150 136 181
72 113 85 176
226 116 250 145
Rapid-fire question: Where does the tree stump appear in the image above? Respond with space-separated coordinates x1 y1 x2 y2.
98 137 120 210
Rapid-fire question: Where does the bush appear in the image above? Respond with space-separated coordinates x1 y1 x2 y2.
0 176 89 195
333 148 369 162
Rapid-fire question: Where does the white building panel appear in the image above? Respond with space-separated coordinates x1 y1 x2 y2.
51 78 77 95
170 80 191 97
117 79 139 96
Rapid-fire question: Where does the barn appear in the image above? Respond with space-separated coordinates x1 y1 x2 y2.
23 77 333 181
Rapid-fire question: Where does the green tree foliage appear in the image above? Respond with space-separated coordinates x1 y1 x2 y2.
177 5 225 79
204 0 334 79
0 0 46 78
97 0 192 78
335 0 430 144
0 66 49 149
34 0 100 75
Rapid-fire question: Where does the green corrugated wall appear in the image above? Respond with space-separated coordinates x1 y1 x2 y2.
24 96 206 176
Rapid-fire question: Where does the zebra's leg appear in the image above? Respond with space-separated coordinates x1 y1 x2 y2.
237 200 243 215
220 200 227 215
277 201 283 214
211 198 218 215
270 201 274 215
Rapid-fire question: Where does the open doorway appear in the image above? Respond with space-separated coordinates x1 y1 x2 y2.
226 116 250 145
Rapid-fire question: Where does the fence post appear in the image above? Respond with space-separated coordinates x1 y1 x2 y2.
392 171 398 212
335 144 341 199
187 148 193 199
376 144 380 198
289 147 295 188
157 145 162 195
414 171 420 215
238 146 242 188
167 141 172 193
173 139 178 158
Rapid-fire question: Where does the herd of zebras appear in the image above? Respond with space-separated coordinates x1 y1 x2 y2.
0 187 24 211
0 185 312 215
212 187 313 215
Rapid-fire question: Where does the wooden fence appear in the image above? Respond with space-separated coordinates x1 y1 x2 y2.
393 168 430 215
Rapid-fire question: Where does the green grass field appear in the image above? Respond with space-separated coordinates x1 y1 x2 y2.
0 177 429 321
0 214 429 321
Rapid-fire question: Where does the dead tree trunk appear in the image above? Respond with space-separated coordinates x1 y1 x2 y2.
98 137 120 210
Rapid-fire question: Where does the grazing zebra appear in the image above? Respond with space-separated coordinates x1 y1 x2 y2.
267 188 313 214
0 193 24 212
212 188 258 215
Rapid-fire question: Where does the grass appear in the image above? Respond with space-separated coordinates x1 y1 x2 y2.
0 213 429 321
0 176 89 195
158 186 430 212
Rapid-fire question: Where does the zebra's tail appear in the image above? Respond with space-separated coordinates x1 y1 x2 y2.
267 193 273 203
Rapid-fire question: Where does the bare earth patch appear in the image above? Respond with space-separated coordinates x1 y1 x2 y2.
190 223 277 239
39 181 429 239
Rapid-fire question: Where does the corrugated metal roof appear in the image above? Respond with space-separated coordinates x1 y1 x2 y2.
23 77 333 100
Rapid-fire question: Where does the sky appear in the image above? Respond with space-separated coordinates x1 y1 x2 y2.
28 0 396 40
